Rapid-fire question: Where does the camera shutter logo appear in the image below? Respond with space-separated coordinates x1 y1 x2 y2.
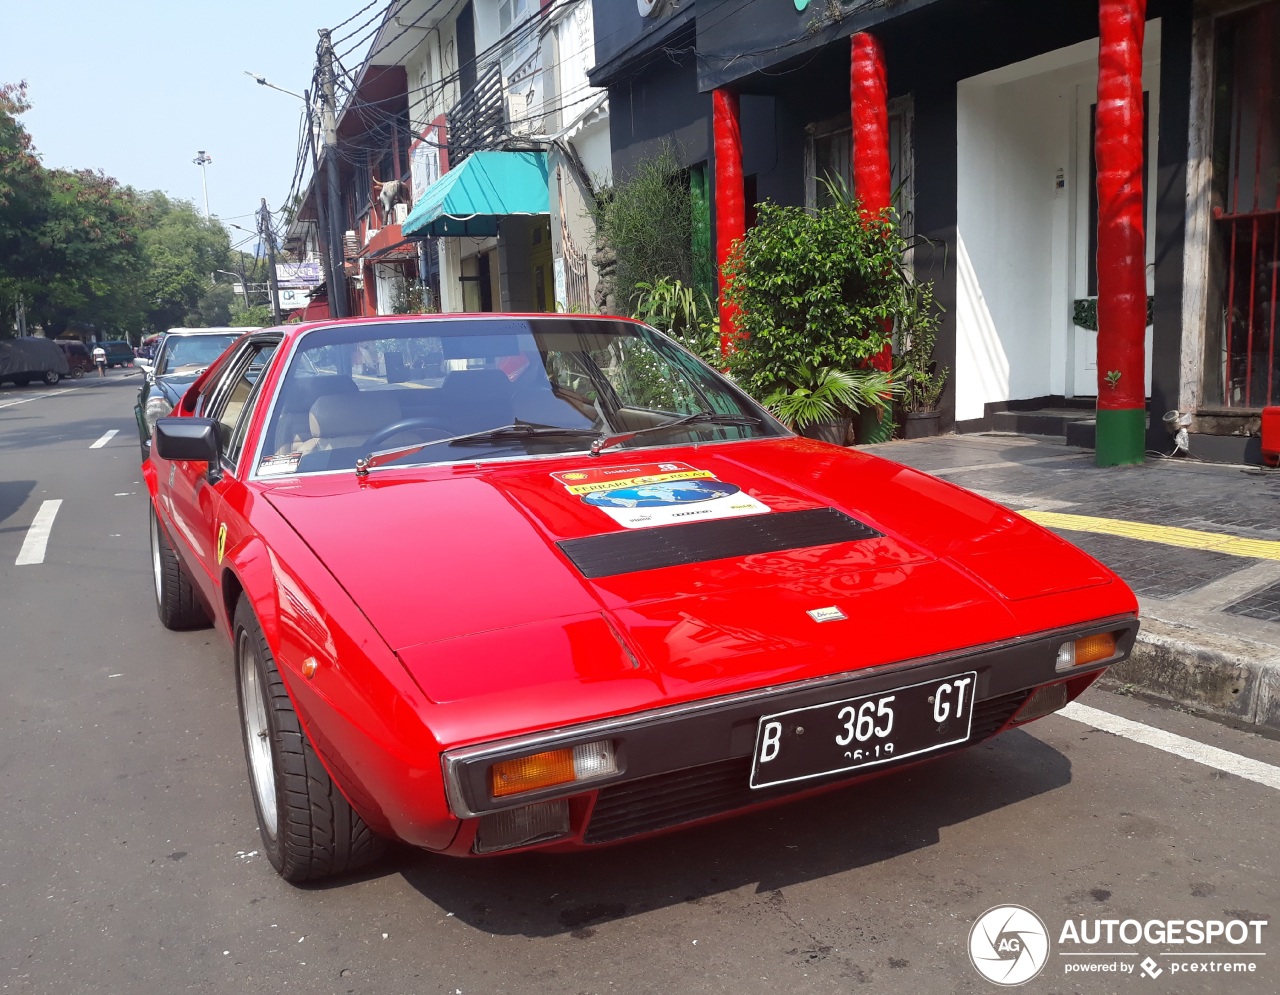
968 905 1050 986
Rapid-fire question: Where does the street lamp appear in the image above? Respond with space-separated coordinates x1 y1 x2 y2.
193 150 213 219
214 269 248 302
244 71 305 101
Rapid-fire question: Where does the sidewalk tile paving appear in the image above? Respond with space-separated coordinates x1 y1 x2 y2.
862 433 1280 732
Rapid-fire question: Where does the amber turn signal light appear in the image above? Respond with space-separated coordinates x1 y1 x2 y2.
489 741 618 799
491 749 576 797
1055 632 1117 672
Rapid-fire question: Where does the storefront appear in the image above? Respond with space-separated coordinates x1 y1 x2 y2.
591 0 1277 463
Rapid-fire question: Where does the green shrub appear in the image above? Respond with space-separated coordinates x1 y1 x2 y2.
895 277 948 413
390 279 436 315
631 277 721 364
722 179 904 404
591 145 692 312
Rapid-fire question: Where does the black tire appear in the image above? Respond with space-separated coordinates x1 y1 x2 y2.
43 370 59 384
233 598 387 883
149 505 210 630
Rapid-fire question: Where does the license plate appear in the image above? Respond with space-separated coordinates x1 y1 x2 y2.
750 672 978 789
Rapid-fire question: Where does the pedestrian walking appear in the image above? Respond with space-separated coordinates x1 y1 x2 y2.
92 344 106 377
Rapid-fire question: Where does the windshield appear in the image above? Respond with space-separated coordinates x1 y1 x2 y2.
255 317 782 477
156 334 238 375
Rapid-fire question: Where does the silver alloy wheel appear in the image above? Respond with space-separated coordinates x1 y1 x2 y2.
238 630 279 838
149 512 163 606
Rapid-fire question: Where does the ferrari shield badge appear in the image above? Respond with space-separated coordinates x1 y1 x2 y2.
552 462 770 530
216 522 227 564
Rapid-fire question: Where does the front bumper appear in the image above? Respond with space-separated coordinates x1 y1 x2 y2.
441 616 1138 852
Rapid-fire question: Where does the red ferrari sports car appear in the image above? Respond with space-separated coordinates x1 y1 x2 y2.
145 314 1138 882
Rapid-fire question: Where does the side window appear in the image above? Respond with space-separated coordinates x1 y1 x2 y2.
207 343 278 467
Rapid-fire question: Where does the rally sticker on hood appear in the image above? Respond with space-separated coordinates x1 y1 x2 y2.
552 462 771 530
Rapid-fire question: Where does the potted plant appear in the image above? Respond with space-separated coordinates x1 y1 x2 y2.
764 363 901 444
894 276 948 438
722 179 904 443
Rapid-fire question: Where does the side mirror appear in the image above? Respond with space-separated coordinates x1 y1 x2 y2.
155 417 221 481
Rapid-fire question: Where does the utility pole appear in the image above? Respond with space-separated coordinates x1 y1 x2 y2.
259 199 284 326
317 29 349 318
303 88 339 319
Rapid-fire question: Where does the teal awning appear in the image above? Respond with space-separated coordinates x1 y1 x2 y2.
402 150 550 238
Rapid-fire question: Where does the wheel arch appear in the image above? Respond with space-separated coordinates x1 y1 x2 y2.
221 536 280 647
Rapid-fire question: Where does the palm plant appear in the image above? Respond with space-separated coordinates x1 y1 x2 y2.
764 363 902 432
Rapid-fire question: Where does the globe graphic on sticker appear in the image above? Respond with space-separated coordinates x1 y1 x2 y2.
584 480 741 509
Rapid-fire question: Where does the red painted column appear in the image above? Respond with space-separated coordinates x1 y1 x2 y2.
851 32 893 373
1095 0 1148 465
713 88 745 358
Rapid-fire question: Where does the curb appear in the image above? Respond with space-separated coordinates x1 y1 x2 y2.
1098 617 1280 735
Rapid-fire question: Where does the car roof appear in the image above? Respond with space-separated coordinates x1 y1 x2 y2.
274 312 646 347
163 327 256 336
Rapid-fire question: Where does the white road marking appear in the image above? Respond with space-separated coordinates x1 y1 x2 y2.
90 430 118 449
0 389 71 410
1060 702 1280 792
15 500 63 566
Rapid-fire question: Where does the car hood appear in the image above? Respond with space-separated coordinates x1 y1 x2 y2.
152 373 202 404
263 439 1133 720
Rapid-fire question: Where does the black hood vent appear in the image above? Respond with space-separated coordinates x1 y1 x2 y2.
557 507 881 579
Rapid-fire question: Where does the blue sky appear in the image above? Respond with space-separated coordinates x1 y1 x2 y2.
1 0 378 246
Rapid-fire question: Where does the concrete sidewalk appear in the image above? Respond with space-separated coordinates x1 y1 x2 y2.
862 433 1280 734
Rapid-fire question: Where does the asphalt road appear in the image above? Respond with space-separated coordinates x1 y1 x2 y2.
1 375 1277 995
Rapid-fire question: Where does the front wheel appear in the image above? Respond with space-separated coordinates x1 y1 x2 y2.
43 370 60 385
234 598 387 883
149 506 210 630
71 367 84 379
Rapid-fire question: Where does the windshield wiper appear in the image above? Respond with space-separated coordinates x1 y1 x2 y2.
356 423 600 476
590 411 763 456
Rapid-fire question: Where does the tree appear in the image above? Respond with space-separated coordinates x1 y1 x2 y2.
230 303 272 327
0 82 50 333
138 192 231 332
192 282 235 327
26 168 147 337
1 82 239 339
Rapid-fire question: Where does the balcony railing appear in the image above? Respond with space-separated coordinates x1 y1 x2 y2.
447 61 506 165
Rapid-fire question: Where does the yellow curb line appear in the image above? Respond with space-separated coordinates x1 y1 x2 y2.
1019 510 1280 562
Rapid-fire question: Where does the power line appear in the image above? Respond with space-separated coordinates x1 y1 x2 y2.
330 0 389 39
278 0 615 242
332 0 583 139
